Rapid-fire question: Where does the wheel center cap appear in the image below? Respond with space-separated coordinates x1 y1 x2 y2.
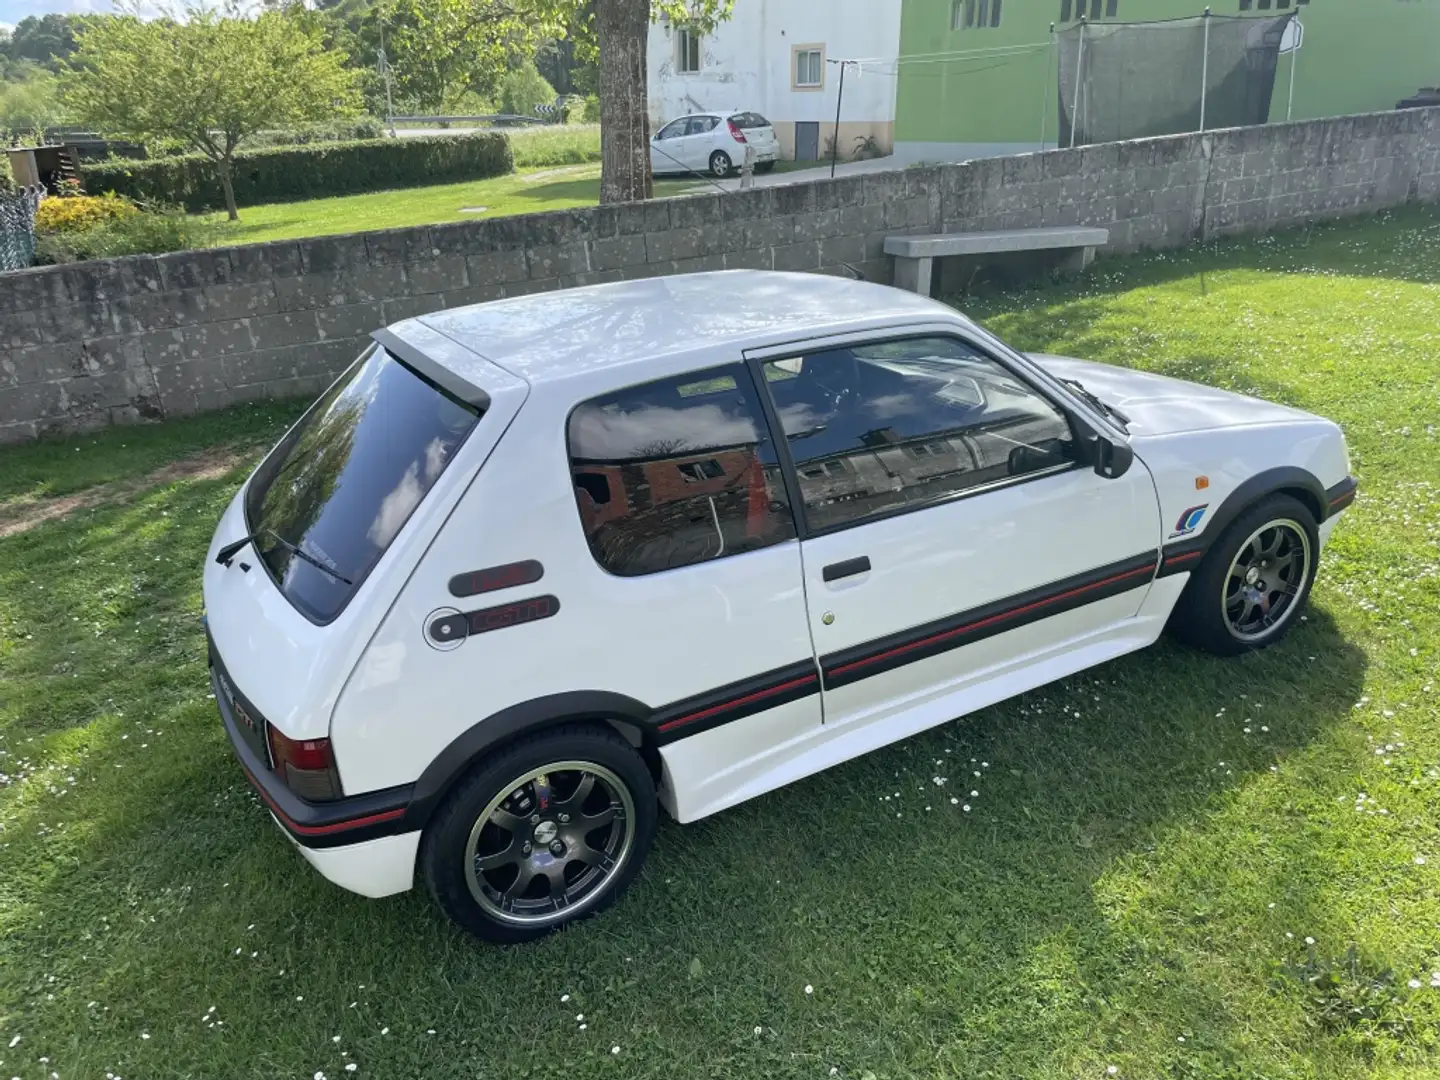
533 820 558 846
1244 566 1261 586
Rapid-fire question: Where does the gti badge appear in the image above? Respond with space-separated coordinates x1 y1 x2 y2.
1169 504 1209 539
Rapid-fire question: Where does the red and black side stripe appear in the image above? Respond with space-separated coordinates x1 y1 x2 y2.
1156 537 1208 578
817 550 1160 690
649 660 821 745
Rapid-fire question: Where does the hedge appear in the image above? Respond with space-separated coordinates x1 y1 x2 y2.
79 132 514 212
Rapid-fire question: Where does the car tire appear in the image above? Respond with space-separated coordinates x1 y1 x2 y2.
1169 493 1319 657
421 723 657 944
755 160 775 174
709 151 733 178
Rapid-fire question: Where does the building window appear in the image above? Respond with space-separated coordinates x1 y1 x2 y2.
567 364 795 577
953 0 1003 28
677 29 702 73
793 47 823 88
1061 0 1116 19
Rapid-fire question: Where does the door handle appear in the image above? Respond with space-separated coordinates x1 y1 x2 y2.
822 556 871 582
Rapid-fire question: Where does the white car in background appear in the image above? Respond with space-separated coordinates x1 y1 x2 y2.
650 110 780 178
203 272 1355 944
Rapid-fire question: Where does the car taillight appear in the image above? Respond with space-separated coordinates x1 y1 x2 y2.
727 120 747 143
268 726 342 802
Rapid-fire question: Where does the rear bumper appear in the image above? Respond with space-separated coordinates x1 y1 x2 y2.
210 648 416 852
290 829 420 898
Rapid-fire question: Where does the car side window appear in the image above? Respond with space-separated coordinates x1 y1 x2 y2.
688 116 718 135
760 336 1077 532
568 364 797 576
656 119 686 140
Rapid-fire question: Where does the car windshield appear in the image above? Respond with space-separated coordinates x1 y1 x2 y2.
729 112 771 129
244 345 481 623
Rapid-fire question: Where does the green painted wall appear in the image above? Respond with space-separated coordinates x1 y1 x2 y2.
894 0 1440 147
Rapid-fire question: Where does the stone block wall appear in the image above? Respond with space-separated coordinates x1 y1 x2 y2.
2 106 1438 444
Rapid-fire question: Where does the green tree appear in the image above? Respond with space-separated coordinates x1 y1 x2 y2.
0 66 67 135
8 14 85 70
61 5 361 221
498 59 555 116
532 0 733 203
363 0 550 114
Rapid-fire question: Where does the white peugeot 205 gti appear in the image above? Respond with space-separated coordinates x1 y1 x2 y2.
203 271 1356 943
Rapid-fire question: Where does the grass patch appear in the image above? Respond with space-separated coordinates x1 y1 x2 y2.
205 165 694 245
2 208 1439 1079
508 124 601 168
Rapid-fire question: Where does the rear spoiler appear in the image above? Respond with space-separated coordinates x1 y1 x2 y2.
372 327 492 411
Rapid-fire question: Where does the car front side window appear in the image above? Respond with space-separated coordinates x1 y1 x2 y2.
656 119 687 140
760 336 1077 532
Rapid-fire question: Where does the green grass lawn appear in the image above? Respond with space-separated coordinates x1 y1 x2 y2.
204 165 699 245
2 208 1439 1080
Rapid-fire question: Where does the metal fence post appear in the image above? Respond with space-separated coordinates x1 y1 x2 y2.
1286 19 1300 122
1070 17 1086 148
1199 7 1211 133
1040 23 1056 150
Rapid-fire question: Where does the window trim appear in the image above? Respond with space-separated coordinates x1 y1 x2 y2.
792 44 825 90
745 327 1108 540
676 28 702 74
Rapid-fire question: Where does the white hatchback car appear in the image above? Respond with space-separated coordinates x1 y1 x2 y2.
650 109 780 178
204 271 1355 943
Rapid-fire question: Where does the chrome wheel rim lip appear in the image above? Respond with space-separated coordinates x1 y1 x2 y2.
464 760 636 927
1221 517 1311 643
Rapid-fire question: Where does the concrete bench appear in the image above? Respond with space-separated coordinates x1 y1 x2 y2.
884 227 1110 295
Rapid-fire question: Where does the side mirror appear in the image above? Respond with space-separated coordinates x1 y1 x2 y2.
1088 433 1134 479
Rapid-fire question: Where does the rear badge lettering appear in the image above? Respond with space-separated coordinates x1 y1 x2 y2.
427 596 561 647
1169 504 1209 538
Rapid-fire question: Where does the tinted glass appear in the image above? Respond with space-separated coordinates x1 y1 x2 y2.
730 112 771 128
761 337 1075 532
656 119 686 140
687 116 719 135
245 346 481 622
568 364 795 576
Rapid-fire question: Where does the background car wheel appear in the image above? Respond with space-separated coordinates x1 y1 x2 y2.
709 151 733 178
421 724 657 944
755 160 775 174
1169 493 1319 656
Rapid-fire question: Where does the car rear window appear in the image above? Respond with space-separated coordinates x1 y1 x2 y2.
244 344 481 623
729 112 770 129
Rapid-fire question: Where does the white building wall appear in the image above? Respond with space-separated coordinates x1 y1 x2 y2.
647 0 902 161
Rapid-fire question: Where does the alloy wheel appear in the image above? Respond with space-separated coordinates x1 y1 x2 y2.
1221 518 1311 643
464 761 636 927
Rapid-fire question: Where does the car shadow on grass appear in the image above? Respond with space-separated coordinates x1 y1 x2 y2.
0 459 1374 1078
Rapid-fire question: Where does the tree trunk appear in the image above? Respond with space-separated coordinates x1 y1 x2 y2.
217 155 239 221
596 0 653 204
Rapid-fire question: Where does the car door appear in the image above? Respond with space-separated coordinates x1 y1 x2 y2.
650 117 689 175
749 328 1162 733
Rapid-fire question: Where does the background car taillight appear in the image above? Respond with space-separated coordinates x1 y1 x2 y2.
268 727 342 801
727 120 747 143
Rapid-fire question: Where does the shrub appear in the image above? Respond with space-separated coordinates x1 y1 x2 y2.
498 61 556 118
0 153 15 196
582 94 601 123
35 203 212 263
79 132 513 212
34 193 137 233
243 118 388 149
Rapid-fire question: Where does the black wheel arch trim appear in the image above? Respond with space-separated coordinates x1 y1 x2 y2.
1158 466 1339 578
403 691 652 831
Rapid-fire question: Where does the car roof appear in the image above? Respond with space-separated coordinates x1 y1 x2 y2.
412 271 956 386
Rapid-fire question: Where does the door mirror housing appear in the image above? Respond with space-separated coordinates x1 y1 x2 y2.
1087 432 1134 479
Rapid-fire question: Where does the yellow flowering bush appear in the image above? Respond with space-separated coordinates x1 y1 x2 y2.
34 194 139 234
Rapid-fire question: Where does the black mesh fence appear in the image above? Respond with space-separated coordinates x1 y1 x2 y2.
1058 13 1294 147
0 187 44 273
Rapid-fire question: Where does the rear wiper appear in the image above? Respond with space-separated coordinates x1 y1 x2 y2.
215 528 352 585
1061 378 1131 433
261 530 353 585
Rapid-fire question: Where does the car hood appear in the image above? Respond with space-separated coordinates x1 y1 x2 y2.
1027 354 1313 437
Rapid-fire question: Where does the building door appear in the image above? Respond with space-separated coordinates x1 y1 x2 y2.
795 122 820 162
